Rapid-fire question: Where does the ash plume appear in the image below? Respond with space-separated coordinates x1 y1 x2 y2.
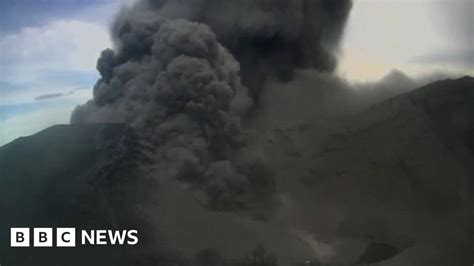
71 0 352 213
132 0 353 98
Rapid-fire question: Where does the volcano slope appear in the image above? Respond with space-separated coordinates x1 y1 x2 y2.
0 124 157 265
0 77 472 265
252 76 474 265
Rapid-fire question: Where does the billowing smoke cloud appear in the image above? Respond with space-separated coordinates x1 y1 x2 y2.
71 0 352 213
110 0 352 98
72 18 262 211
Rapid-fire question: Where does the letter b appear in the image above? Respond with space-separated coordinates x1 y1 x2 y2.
11 228 30 247
34 228 52 247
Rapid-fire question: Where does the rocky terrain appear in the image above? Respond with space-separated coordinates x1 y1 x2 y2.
0 77 472 265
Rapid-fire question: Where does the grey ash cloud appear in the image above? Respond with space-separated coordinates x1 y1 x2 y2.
71 0 352 212
123 0 352 98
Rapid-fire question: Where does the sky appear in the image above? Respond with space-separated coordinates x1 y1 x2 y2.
0 0 473 145
338 0 473 81
0 0 134 145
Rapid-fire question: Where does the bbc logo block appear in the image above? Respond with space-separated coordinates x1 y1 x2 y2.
10 227 76 247
10 227 138 247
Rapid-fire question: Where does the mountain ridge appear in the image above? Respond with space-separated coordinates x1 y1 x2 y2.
0 76 472 265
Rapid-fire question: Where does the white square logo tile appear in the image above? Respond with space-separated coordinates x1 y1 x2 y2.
11 228 30 247
33 228 53 247
56 228 76 247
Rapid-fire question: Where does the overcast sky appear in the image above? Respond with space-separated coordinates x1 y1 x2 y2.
0 0 473 145
338 0 473 81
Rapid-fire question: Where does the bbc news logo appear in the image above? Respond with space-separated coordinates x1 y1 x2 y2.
10 228 138 247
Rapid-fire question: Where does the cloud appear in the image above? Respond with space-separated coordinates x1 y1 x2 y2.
34 91 74 101
0 87 92 146
0 19 111 106
0 0 136 33
410 49 474 69
70 0 352 214
0 19 111 79
0 1 138 144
